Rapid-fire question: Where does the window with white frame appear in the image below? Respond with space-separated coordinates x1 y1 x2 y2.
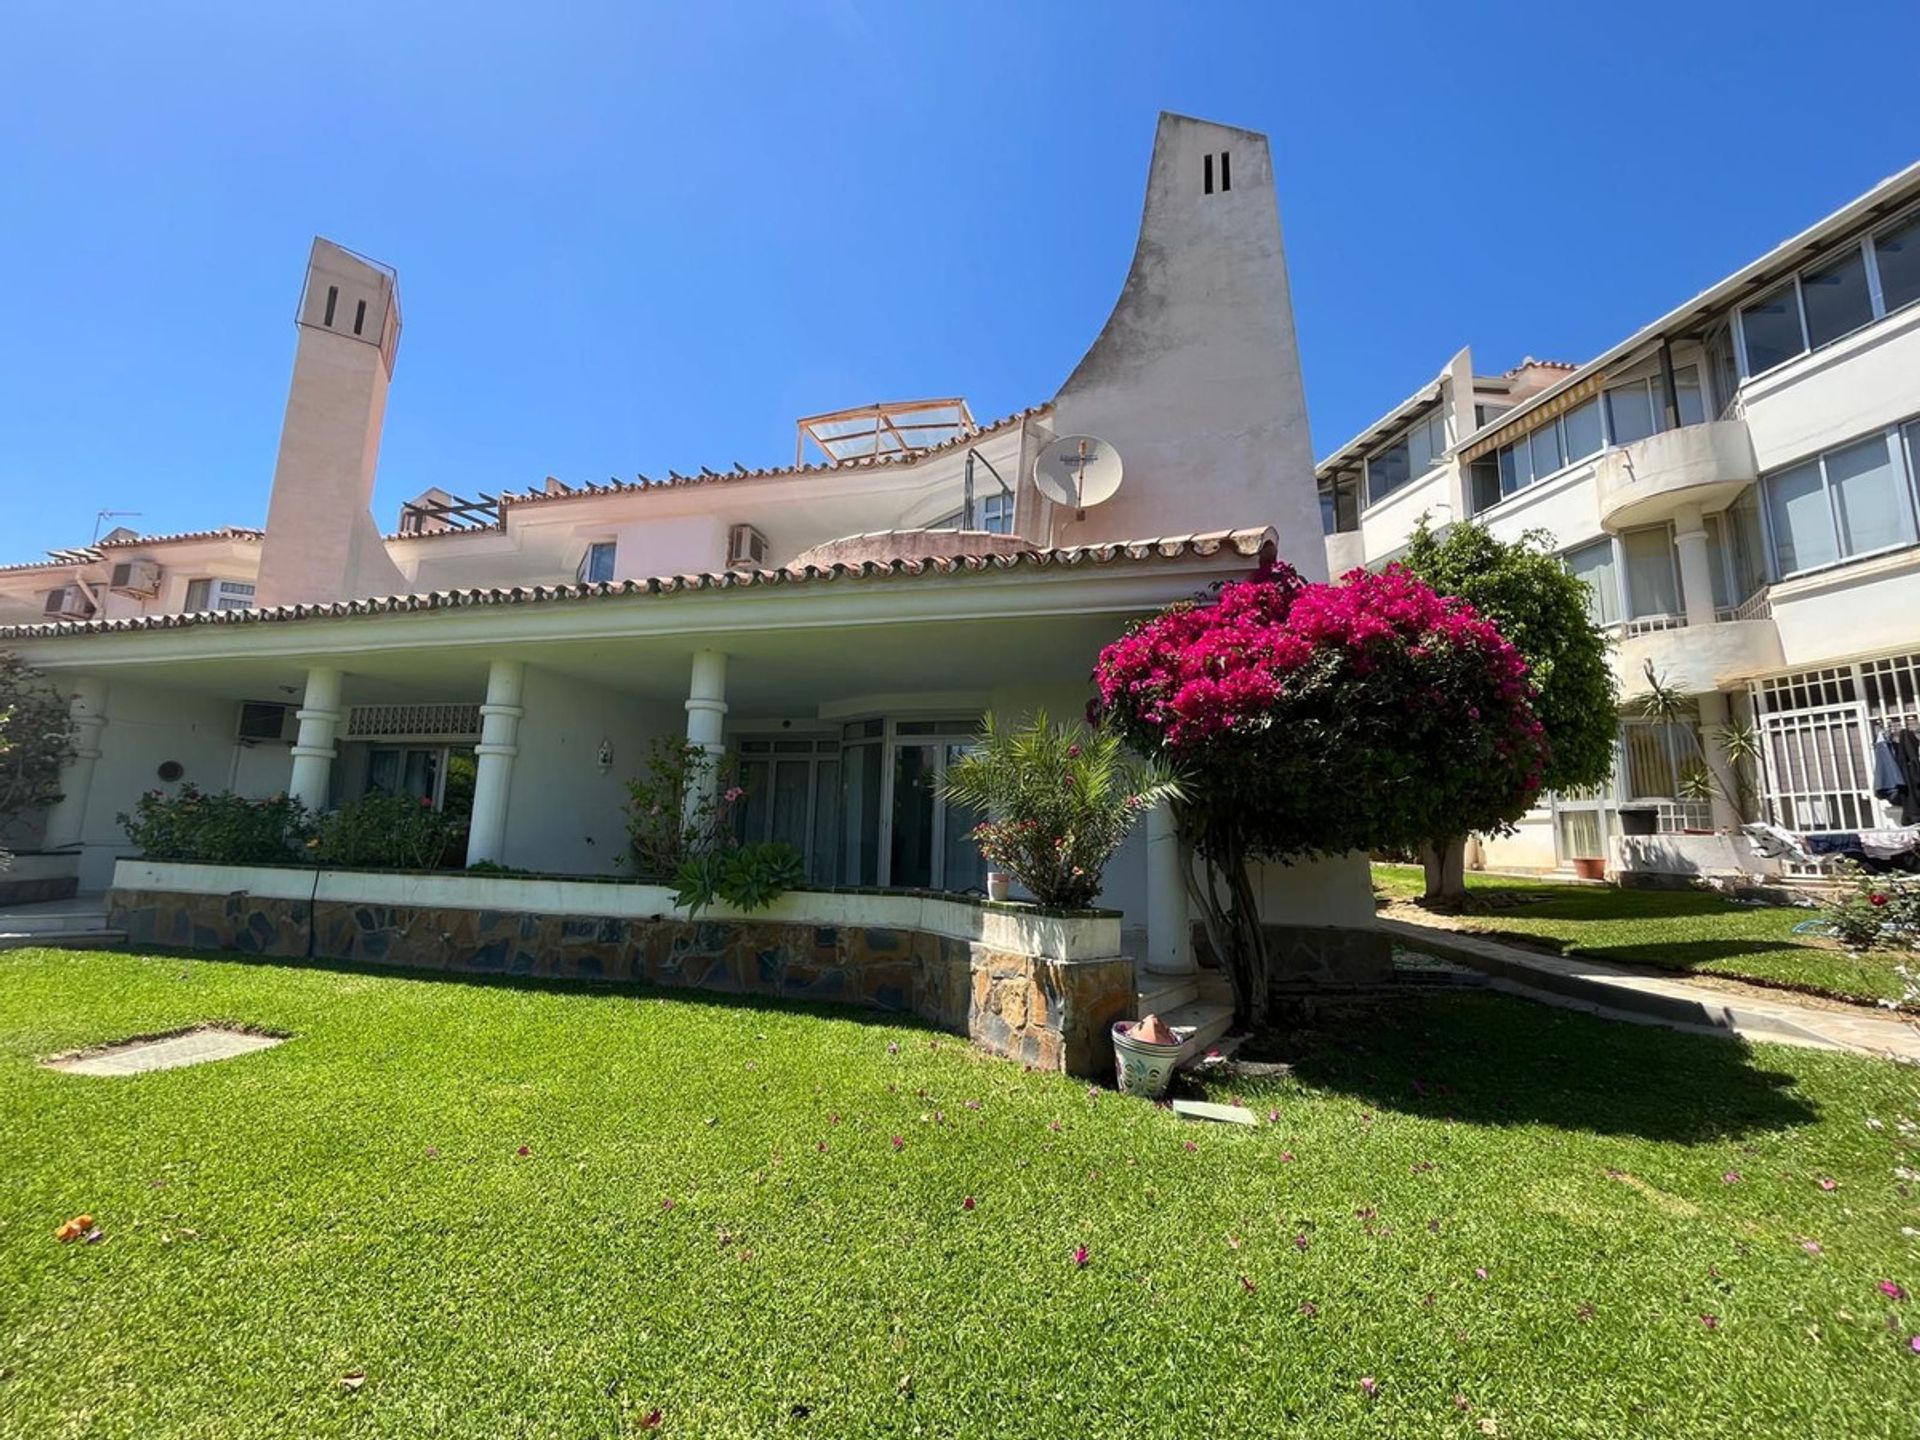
183 578 256 611
1562 528 1683 628
928 492 1014 534
1480 369 1703 513
1364 408 1448 505
1564 539 1622 628
1762 427 1920 577
1735 208 1920 379
1705 488 1769 613
577 540 617 584
1319 472 1361 535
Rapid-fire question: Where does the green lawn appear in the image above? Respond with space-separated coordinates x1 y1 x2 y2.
3 948 1919 1438
1373 863 1913 1006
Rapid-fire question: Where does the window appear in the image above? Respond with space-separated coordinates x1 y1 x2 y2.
1473 402 1510 431
1739 279 1806 376
183 578 255 612
1733 218 1920 380
1605 379 1658 447
1562 396 1604 462
1564 539 1621 628
1800 247 1874 349
1764 429 1919 576
1468 456 1501 514
1768 459 1840 574
1876 212 1920 314
1319 472 1360 534
1827 435 1912 555
929 491 1015 534
1706 488 1768 611
1621 527 1681 620
1203 150 1231 195
1365 409 1446 505
577 541 617 584
322 284 338 327
1527 420 1565 481
353 298 368 337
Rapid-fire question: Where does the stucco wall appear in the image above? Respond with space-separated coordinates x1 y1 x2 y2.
73 680 245 891
501 667 680 876
1049 114 1323 578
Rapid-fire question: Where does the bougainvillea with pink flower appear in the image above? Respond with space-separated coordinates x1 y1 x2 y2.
1092 562 1551 1023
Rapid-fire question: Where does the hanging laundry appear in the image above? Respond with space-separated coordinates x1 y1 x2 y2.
1873 731 1907 814
1897 729 1920 825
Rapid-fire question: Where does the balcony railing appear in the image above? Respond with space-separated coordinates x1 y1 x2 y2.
1715 586 1773 624
1621 612 1688 637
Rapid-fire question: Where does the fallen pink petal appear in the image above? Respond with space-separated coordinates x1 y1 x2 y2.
1072 1245 1089 1268
1722 1171 1741 1184
1359 1376 1378 1398
1700 1314 1719 1330
1817 1177 1838 1191
962 1196 975 1211
890 1135 905 1151
1879 1280 1908 1301
1474 1267 1488 1280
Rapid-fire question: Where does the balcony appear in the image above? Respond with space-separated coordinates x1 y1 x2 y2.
1594 420 1757 531
1616 615 1784 697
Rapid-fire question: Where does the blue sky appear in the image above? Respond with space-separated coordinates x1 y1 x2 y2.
6 1 1918 559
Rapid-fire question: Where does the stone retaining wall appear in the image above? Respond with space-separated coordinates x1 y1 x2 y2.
108 883 1132 1077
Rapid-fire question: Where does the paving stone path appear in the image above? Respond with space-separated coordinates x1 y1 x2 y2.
1377 917 1920 1064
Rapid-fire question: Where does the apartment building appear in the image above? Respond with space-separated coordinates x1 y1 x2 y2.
1319 162 1920 880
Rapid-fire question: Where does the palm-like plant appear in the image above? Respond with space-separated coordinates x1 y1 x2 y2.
942 712 1181 909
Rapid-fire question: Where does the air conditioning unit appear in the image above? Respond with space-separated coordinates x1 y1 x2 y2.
236 701 292 743
108 558 163 597
727 523 769 568
42 585 94 620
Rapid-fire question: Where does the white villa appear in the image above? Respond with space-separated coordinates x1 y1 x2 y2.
0 113 1371 1034
1319 161 1920 883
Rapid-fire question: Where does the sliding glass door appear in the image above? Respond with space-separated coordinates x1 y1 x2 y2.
830 718 986 891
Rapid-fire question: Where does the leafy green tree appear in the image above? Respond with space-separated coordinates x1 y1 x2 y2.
1402 516 1618 901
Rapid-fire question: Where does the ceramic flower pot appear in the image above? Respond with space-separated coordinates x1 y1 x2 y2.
1112 1020 1185 1099
986 871 1011 902
1570 856 1607 881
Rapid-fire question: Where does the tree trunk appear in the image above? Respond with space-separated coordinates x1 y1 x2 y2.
1420 835 1467 905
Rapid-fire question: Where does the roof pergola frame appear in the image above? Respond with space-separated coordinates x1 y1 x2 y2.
795 398 977 467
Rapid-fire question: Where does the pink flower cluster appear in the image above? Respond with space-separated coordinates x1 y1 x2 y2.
1094 564 1539 754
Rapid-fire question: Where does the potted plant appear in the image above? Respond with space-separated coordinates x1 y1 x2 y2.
942 712 1179 911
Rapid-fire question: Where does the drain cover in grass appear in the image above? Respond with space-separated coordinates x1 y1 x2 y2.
44 1026 285 1076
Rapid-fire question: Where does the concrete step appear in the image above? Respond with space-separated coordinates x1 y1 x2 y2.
0 900 109 937
1136 970 1199 1017
1163 1000 1235 1066
0 930 125 952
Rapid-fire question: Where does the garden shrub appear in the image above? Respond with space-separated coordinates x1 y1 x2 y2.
119 785 314 865
1822 863 1920 952
625 737 743 880
673 841 806 917
310 791 457 871
941 712 1177 909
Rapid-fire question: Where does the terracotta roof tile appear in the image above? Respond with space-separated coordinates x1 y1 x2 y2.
1 526 1274 640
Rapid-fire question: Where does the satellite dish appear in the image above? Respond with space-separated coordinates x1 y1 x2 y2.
1033 434 1124 514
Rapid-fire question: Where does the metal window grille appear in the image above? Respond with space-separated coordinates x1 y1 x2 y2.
345 703 482 741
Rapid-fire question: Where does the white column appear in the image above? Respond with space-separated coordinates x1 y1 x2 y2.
1144 802 1193 975
682 650 729 830
41 677 108 851
1673 506 1718 630
1696 690 1743 832
287 667 343 814
465 659 525 867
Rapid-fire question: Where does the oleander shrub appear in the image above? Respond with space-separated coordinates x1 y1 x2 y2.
119 784 314 865
310 791 458 871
